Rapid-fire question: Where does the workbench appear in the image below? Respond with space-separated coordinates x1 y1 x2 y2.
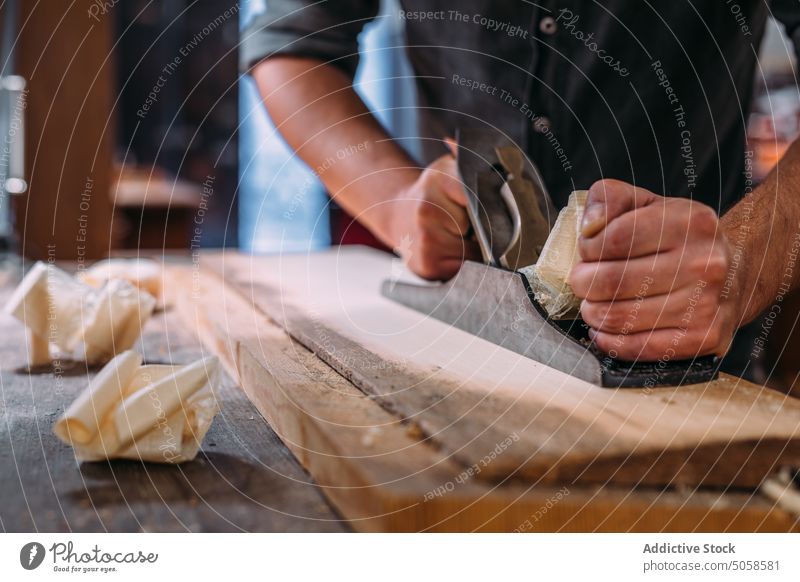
0 262 346 532
2 252 798 533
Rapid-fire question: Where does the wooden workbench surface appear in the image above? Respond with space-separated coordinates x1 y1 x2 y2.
165 249 800 532
2 253 798 533
0 266 347 533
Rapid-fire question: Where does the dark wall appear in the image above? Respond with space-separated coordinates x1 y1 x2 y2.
115 0 239 247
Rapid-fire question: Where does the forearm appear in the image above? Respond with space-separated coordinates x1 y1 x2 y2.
721 139 800 324
252 56 420 247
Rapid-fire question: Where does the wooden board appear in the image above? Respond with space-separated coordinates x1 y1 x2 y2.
204 247 800 490
0 271 345 533
167 259 800 532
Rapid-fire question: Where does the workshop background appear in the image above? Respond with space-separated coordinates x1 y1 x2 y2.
0 0 799 392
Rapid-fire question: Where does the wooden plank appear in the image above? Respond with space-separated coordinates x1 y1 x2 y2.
206 248 800 490
0 272 345 532
167 261 800 532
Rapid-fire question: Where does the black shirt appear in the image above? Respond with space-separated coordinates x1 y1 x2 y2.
241 1 800 211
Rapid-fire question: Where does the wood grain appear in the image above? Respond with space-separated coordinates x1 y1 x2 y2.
167 259 800 532
206 247 800 489
0 271 345 532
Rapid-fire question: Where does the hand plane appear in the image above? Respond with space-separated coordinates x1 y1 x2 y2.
381 129 719 387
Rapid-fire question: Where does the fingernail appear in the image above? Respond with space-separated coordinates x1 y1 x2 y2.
581 205 606 238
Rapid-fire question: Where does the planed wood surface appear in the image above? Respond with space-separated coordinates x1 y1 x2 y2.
205 247 800 490
0 264 346 532
168 258 800 532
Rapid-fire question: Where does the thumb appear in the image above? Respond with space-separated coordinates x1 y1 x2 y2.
581 179 660 238
431 153 469 208
444 136 458 158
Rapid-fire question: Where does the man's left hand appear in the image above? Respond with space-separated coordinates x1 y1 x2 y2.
569 179 742 361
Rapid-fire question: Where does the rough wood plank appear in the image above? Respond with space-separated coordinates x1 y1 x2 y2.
0 271 344 532
168 262 800 532
206 248 800 490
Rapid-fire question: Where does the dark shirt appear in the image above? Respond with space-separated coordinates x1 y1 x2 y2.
241 1 800 211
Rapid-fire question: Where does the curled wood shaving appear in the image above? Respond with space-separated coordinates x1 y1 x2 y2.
760 467 800 516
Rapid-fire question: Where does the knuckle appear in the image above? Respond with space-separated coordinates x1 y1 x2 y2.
685 260 703 280
431 154 452 169
604 225 630 256
688 203 719 235
685 248 727 282
587 180 610 205
705 255 728 283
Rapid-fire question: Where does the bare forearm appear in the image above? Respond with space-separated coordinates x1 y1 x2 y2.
252 56 420 247
721 139 800 324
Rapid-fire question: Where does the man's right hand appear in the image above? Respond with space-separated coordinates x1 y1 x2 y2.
386 154 480 281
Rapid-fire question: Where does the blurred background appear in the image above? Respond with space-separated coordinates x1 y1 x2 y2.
0 0 799 390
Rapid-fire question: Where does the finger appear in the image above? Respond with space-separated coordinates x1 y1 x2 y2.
411 228 477 281
428 223 481 257
432 155 469 207
434 259 463 281
579 199 720 261
423 157 472 237
589 326 723 361
579 200 685 262
580 285 715 335
450 229 481 260
570 250 707 301
416 196 471 239
581 179 660 238
412 256 463 281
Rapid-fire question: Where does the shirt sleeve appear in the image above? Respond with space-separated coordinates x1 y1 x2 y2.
240 0 380 77
771 0 800 64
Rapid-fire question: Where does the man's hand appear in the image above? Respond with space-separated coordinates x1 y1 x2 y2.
253 58 478 281
388 153 480 280
569 179 742 361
